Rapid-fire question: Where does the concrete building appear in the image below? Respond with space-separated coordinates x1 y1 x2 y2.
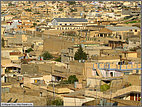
51 18 88 30
97 26 140 41
51 18 88 26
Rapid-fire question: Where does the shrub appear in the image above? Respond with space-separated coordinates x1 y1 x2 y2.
68 75 78 84
41 51 53 60
33 23 37 26
26 48 33 53
2 38 4 47
59 8 63 11
67 1 76 5
52 98 63 106
24 9 32 12
100 84 110 92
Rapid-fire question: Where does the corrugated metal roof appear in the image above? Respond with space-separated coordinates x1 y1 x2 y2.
106 26 140 31
54 18 88 22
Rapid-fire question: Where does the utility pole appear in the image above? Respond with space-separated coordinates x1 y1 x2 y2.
51 64 55 100
52 79 55 100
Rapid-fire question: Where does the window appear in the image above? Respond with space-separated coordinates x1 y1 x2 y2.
110 72 113 77
60 24 62 25
136 70 139 74
13 67 16 70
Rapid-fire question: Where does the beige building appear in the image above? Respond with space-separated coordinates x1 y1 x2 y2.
63 90 94 106
97 26 140 41
51 18 88 30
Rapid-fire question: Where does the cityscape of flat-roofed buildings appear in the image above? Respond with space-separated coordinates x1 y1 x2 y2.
1 1 141 106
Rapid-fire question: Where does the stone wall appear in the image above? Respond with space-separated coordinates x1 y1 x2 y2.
21 64 39 75
69 61 84 74
123 74 141 86
43 36 75 53
21 63 68 75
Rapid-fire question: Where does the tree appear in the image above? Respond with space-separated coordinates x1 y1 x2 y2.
70 8 77 12
24 9 32 12
68 75 78 84
74 45 87 60
59 8 63 11
26 48 33 53
51 98 63 106
41 51 53 60
33 23 37 26
100 84 110 92
67 1 76 5
8 3 15 6
2 38 5 47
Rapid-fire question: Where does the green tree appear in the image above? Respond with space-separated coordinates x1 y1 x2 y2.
68 75 78 84
2 38 5 47
74 45 87 60
100 84 110 92
41 51 53 60
25 9 32 12
59 8 63 11
26 48 33 53
33 23 37 26
67 1 76 5
8 3 14 6
51 98 63 106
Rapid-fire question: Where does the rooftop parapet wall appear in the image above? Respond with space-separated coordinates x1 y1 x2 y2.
93 63 141 71
85 86 141 99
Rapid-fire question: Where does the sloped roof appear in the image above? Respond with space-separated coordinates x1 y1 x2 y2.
10 52 21 55
106 26 140 31
54 18 88 22
99 28 112 33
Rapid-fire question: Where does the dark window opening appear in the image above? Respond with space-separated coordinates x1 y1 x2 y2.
100 34 103 37
136 70 139 74
110 72 113 77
